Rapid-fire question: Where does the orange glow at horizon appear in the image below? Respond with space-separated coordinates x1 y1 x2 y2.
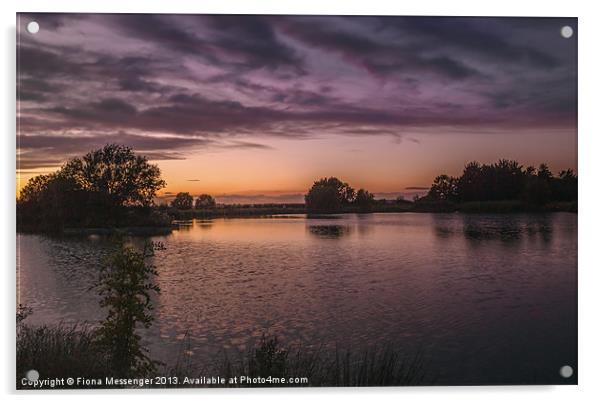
16 129 577 202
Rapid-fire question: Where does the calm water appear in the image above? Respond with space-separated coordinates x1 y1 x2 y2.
17 213 577 384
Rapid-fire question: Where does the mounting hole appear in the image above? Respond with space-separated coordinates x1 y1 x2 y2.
560 25 573 39
26 21 39 34
559 365 573 378
26 369 39 381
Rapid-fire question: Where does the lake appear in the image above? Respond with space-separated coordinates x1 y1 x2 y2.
17 213 577 385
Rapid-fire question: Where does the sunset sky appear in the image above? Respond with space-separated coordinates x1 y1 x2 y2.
17 14 577 203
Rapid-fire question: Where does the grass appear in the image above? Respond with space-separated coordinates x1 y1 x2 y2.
17 324 430 388
16 323 111 388
215 337 429 387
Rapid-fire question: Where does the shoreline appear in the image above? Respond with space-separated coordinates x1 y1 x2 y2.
17 202 577 236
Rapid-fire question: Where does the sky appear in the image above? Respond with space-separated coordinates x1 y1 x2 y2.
16 14 577 203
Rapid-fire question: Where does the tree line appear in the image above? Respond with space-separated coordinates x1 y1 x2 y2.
422 159 577 205
17 145 577 232
169 192 216 210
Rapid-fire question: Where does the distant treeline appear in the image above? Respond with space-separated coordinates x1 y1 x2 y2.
417 159 577 209
17 145 577 233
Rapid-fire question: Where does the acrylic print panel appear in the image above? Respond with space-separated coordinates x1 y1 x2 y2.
16 13 577 388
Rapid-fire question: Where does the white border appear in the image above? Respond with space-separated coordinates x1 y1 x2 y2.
3 1 601 402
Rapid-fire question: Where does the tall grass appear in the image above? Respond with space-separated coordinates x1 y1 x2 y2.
17 325 430 388
16 323 111 387
171 335 430 387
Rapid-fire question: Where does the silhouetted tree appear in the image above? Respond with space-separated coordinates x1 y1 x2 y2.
195 194 216 209
553 169 578 201
305 177 355 214
171 192 193 210
355 188 375 212
17 145 166 231
456 161 482 202
522 163 553 205
427 175 458 201
420 159 576 207
61 144 166 207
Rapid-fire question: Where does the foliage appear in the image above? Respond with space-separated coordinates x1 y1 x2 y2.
195 194 216 209
16 304 33 324
92 239 163 377
427 175 458 201
305 177 377 214
420 159 577 206
17 144 166 231
171 192 193 210
355 188 375 211
17 328 429 388
61 144 166 207
215 336 428 387
17 324 111 387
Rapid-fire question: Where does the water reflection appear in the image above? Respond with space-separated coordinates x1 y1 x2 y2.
307 225 351 239
463 215 524 243
432 214 554 244
172 220 194 232
194 219 214 230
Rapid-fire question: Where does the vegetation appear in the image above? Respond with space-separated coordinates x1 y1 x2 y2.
17 325 428 388
17 239 163 388
416 159 577 212
212 336 428 387
92 240 163 377
171 192 193 210
17 324 112 386
304 177 376 214
195 194 216 209
16 237 427 388
355 189 376 212
17 144 167 232
16 146 578 237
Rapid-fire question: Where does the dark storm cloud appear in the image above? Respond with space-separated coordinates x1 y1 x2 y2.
38 92 522 139
17 14 576 170
201 15 305 73
118 76 164 92
17 45 82 77
110 14 304 74
381 17 561 68
280 17 483 80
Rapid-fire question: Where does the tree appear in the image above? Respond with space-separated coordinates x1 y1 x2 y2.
553 169 578 201
427 175 458 201
17 172 88 229
61 144 166 207
171 192 193 209
355 188 375 211
17 144 167 231
305 177 355 214
93 240 162 377
419 159 577 207
456 161 482 202
195 194 216 209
